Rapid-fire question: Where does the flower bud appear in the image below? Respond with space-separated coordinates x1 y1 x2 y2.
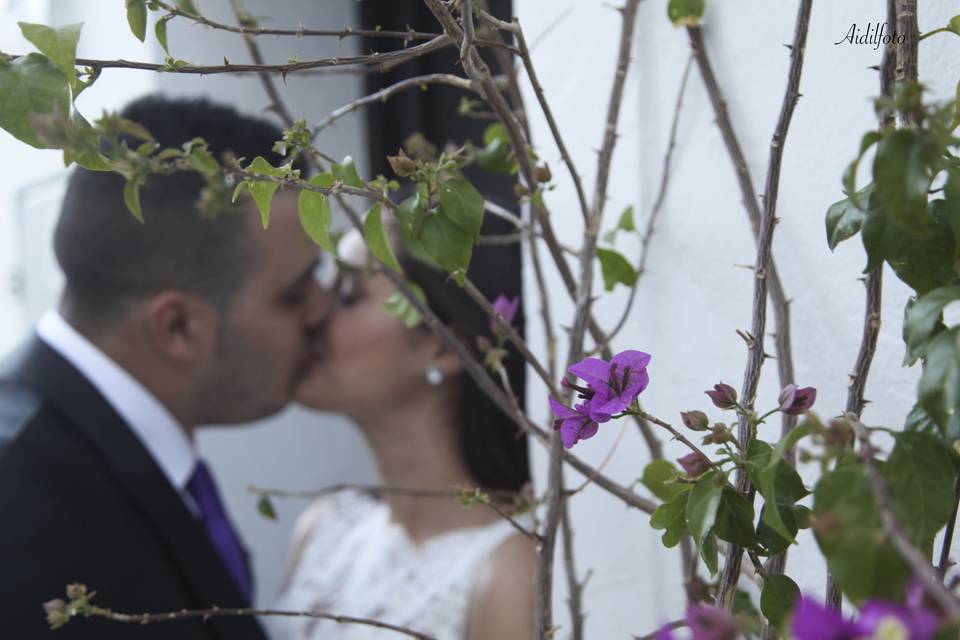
514 183 528 197
778 384 817 415
680 410 710 431
43 599 68 628
66 584 87 600
705 383 738 409
677 451 712 478
386 150 416 177
534 163 552 183
702 423 736 446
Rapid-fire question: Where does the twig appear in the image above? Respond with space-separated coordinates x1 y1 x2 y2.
895 0 919 128
850 415 960 619
51 36 454 75
560 491 587 640
826 0 896 610
605 55 693 344
636 619 686 640
639 411 717 467
313 73 475 135
569 420 630 496
83 604 437 639
484 199 525 228
716 0 813 611
939 477 960 579
248 482 519 502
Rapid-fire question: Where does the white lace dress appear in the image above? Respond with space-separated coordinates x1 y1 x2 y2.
267 490 525 640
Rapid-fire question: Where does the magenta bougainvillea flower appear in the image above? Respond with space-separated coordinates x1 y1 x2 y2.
705 383 738 410
778 384 818 415
567 350 651 421
677 451 712 478
490 294 520 333
547 397 600 449
656 604 738 640
791 595 938 640
548 350 651 449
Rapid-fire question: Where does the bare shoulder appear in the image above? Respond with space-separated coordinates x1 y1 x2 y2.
465 531 537 640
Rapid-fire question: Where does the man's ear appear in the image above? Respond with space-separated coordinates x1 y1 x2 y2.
144 291 218 363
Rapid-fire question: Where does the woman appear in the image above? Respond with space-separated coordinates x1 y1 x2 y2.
269 211 535 640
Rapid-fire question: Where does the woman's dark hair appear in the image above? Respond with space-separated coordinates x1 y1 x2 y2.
398 208 530 494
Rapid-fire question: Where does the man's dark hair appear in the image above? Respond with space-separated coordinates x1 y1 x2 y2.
54 94 300 327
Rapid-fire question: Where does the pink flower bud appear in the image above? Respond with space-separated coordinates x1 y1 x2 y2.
705 383 738 409
681 410 710 431
677 451 712 477
778 384 817 415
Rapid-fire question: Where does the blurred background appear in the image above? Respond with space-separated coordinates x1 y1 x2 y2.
3 0 960 637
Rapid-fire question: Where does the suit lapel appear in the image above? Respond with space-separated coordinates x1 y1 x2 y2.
5 337 266 640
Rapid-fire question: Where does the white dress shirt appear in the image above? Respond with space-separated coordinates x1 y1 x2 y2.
36 310 199 505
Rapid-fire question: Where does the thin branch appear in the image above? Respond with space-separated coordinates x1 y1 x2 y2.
313 73 475 135
639 411 718 467
569 420 630 496
560 491 587 640
484 199 525 227
716 0 813 611
939 477 960 579
53 36 454 75
637 619 686 640
605 54 693 344
850 415 960 619
81 604 437 639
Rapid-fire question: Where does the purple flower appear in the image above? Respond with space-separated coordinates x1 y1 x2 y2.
490 294 520 334
778 384 817 415
791 595 939 640
677 451 712 478
567 350 651 421
705 383 738 410
687 604 739 640
681 410 710 431
548 397 600 449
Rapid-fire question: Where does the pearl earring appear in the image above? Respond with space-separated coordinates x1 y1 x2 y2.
425 365 444 386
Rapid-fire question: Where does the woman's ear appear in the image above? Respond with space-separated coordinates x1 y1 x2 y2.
428 332 468 379
144 290 218 364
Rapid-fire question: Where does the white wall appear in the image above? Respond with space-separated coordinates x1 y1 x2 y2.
518 0 960 637
0 0 377 609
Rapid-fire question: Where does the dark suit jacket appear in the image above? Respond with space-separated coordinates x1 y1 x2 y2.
0 337 268 640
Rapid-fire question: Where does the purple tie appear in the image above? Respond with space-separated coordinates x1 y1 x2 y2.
187 460 252 603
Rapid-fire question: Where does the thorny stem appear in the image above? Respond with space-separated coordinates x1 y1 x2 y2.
716 0 813 611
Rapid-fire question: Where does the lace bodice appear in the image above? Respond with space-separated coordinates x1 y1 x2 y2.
267 490 525 640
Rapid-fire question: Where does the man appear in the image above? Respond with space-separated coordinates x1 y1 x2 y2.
0 95 330 639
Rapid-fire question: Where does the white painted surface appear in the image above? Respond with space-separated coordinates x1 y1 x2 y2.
518 1 960 636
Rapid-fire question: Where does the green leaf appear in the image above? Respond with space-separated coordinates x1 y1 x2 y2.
438 178 485 239
332 155 363 188
257 495 277 520
419 212 473 285
396 190 427 239
843 131 882 203
18 22 82 89
905 401 960 448
700 532 719 575
760 574 800 632
641 460 685 502
903 285 960 365
918 327 960 440
667 0 705 26
883 431 957 548
813 465 911 601
244 156 295 228
298 174 336 253
176 0 200 14
126 0 148 42
872 129 935 233
364 203 402 273
477 123 514 173
596 247 637 291
155 14 173 56
825 183 874 251
616 205 636 232
650 487 691 548
685 470 725 562
755 503 798 556
746 424 812 542
382 283 427 329
0 53 71 148
713 487 757 548
949 15 960 36
123 176 145 223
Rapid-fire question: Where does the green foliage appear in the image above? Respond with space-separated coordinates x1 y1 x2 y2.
233 156 298 228
382 283 426 329
650 486 691 548
364 202 402 273
123 176 145 223
596 247 637 291
918 327 960 439
476 122 514 173
760 573 800 633
298 174 336 253
685 470 725 574
902 284 960 365
0 53 71 148
884 431 956 547
332 155 364 188
825 184 873 251
176 0 200 15
438 178 484 238
155 14 173 57
712 487 757 548
418 210 473 286
814 466 912 601
125 0 148 42
256 495 277 520
641 460 686 502
602 205 636 244
18 22 82 89
745 424 812 542
667 0 705 26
